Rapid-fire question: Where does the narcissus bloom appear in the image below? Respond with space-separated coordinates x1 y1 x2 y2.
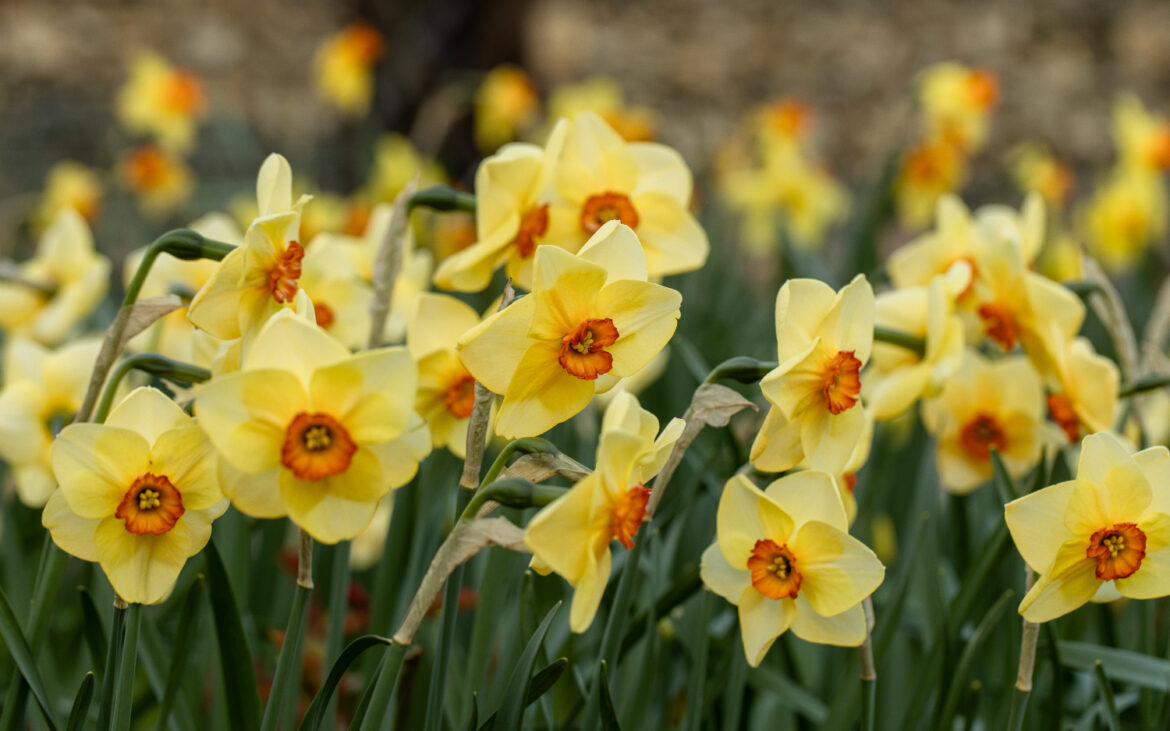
119 143 194 218
1009 143 1075 211
1042 337 1118 444
474 64 540 152
751 275 874 475
364 134 446 205
0 337 101 506
0 208 110 346
1081 167 1167 272
188 154 310 342
313 23 385 117
526 391 683 631
433 122 567 292
1007 432 1170 622
548 78 657 142
407 293 485 458
1113 93 1170 174
545 112 708 278
37 161 103 228
922 352 1050 494
195 311 430 543
895 139 967 232
45 387 228 604
700 473 884 666
918 63 999 153
115 50 206 154
458 222 682 438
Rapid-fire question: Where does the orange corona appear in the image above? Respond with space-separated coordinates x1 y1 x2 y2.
1046 393 1080 443
822 350 862 414
559 318 619 380
444 373 477 419
513 204 549 258
580 192 639 234
977 303 1019 351
269 242 304 303
281 412 357 481
1087 522 1146 580
610 486 651 550
748 539 801 600
116 473 185 535
959 413 1007 461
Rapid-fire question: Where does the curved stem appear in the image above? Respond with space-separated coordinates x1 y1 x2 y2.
1120 374 1170 398
461 478 566 521
872 325 926 356
93 353 211 424
122 230 234 308
408 184 477 215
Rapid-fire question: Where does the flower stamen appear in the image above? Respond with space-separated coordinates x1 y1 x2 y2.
559 318 619 380
1087 522 1146 580
281 412 358 481
269 242 304 304
748 539 801 600
116 473 184 535
580 192 639 234
610 485 651 550
822 350 862 414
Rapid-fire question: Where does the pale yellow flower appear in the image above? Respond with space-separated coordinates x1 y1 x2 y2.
1113 93 1170 174
36 161 103 229
1008 143 1075 212
115 50 206 154
548 77 657 142
1081 167 1167 272
299 236 374 351
918 63 999 153
475 64 540 152
364 134 446 205
119 143 194 218
895 139 968 232
1042 337 1119 445
313 23 385 118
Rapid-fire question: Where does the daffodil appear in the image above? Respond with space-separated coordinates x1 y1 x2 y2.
119 143 194 218
407 293 485 458
895 139 968 232
1043 337 1119 444
0 208 110 346
364 134 446 205
918 63 999 153
195 310 430 543
475 64 540 152
1113 93 1170 174
0 337 101 506
750 275 874 475
1008 143 1075 212
458 221 682 438
921 351 1050 494
36 161 103 229
433 122 567 292
312 23 385 117
299 236 374 351
752 98 814 150
187 153 311 342
548 77 657 142
1006 432 1170 622
526 391 683 631
545 112 708 278
1081 167 1167 272
115 50 206 154
45 387 228 604
700 473 885 666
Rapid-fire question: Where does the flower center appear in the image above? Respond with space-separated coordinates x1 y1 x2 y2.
1150 127 1170 172
125 145 171 191
558 318 619 380
610 485 651 550
444 373 477 419
115 473 185 535
822 350 862 415
513 203 549 258
281 412 358 481
313 300 335 330
579 192 639 234
161 71 205 116
1087 522 1146 580
965 69 999 111
959 413 1007 460
977 303 1019 351
1046 393 1080 443
341 23 385 65
747 539 801 600
269 242 304 304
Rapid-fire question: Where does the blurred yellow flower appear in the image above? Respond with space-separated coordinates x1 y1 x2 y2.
433 121 567 292
751 275 874 475
116 50 207 154
195 311 429 543
548 77 657 142
918 63 999 153
36 161 103 229
753 98 814 149
365 134 446 205
0 337 101 506
1081 167 1167 272
1008 143 1075 212
526 391 683 631
187 153 311 342
298 236 374 351
0 208 110 345
313 23 385 117
475 64 540 152
45 387 228 604
546 112 708 278
1043 337 1118 445
119 143 194 218
1113 93 1170 174
895 139 967 232
700 473 884 666
458 222 681 438
1006 432 1170 622
922 351 1049 494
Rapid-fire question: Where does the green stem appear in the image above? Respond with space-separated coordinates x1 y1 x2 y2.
122 229 235 308
93 353 211 424
1120 374 1170 398
479 437 566 488
1094 660 1122 731
111 604 141 731
408 184 477 215
703 356 778 385
97 601 128 731
356 643 409 731
583 536 647 731
322 542 351 727
859 598 877 731
259 530 314 731
873 325 926 356
423 490 473 731
461 478 567 521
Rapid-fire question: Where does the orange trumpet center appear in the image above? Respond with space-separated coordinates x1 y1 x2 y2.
281 412 358 481
558 318 619 380
822 350 862 415
978 303 1019 351
959 413 1007 461
965 69 1000 111
124 145 172 192
444 373 477 419
313 300 335 330
748 539 801 600
610 485 651 550
1148 126 1170 172
580 192 639 234
269 242 304 304
1046 393 1080 443
1087 522 1146 581
116 473 185 535
161 71 206 117
513 204 549 258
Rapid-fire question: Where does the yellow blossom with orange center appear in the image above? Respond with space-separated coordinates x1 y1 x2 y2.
115 50 207 154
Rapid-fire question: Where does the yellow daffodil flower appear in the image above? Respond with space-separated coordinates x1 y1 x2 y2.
36 161 103 229
407 293 485 458
750 275 874 475
1006 432 1170 622
0 337 101 506
1043 337 1119 445
895 139 968 232
753 98 814 150
526 391 683 631
922 351 1050 494
545 112 708 278
364 134 446 205
1081 167 1167 272
115 50 206 154
45 387 228 604
187 153 311 342
458 221 682 438
548 77 657 142
299 236 374 351
0 208 110 345
119 143 194 218
1008 143 1075 212
313 23 385 117
918 63 999 153
1113 93 1170 174
475 64 540 152
195 310 430 543
433 122 567 292
700 473 885 666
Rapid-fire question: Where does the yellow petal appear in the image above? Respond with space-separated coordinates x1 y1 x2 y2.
195 368 306 474
774 279 836 363
311 348 415 443
1116 536 1170 600
1019 538 1100 622
1136 446 1170 517
792 520 885 617
457 294 536 396
569 535 612 633
1065 461 1150 537
636 417 685 483
818 274 875 363
700 541 751 603
365 413 432 489
800 403 867 476
595 429 647 497
627 193 709 277
576 221 648 283
187 247 247 340
597 280 681 376
279 447 386 544
737 590 795 667
105 386 192 444
630 142 692 203
496 342 595 438
529 246 608 341
407 293 481 360
525 474 607 583
763 471 848 532
1004 480 1077 573
94 517 189 605
257 153 293 217
789 596 866 646
150 425 222 511
51 424 149 519
220 462 285 518
243 310 350 387
750 406 804 473
716 475 794 569
42 488 99 561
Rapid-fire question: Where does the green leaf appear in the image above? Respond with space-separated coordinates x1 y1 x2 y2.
747 664 828 724
935 589 1014 730
1058 641 1170 691
1093 660 1122 731
156 576 205 731
78 587 108 681
0 585 59 730
298 634 393 731
205 540 262 731
494 602 561 731
260 584 311 731
598 660 622 731
991 449 1020 503
65 673 95 731
112 604 142 731
476 658 569 730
